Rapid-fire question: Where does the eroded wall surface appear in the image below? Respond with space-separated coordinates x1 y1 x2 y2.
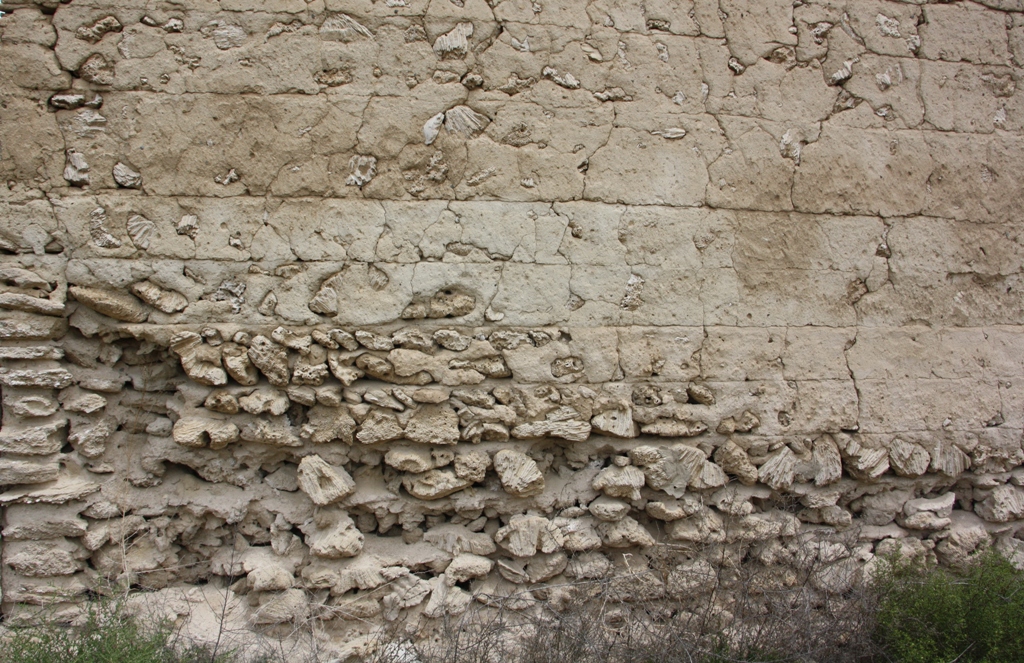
2 0 1024 643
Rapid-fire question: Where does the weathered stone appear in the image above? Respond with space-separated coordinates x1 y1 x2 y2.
715 440 759 486
495 514 564 557
172 418 239 449
356 410 404 445
301 405 356 444
69 286 148 323
130 281 188 314
247 335 291 387
592 463 647 501
630 445 706 498
0 458 59 486
0 422 66 455
493 449 545 497
404 405 460 445
0 293 64 316
641 419 708 437
454 450 490 482
221 343 260 386
0 367 73 389
402 469 471 500
0 346 63 360
68 417 115 457
591 408 639 438
296 455 355 506
239 419 300 447
759 447 797 492
512 419 591 442
975 485 1024 523
889 438 931 478
5 541 81 577
170 332 227 386
252 589 309 625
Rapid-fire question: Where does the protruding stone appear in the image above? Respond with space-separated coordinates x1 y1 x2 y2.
297 455 355 506
130 281 188 314
588 496 630 522
889 438 931 478
433 329 471 351
495 514 564 557
204 391 239 414
512 418 591 442
493 449 545 497
306 511 364 558
0 367 73 389
239 388 290 416
63 149 89 186
170 331 227 386
0 422 67 455
0 293 64 316
301 404 356 445
640 419 707 437
445 554 493 584
402 469 471 500
976 485 1024 523
454 450 490 482
356 410 404 444
385 447 434 473
591 408 638 438
172 418 239 449
70 286 148 323
715 440 759 486
813 435 843 486
433 22 473 58
629 444 705 498
930 440 971 478
221 343 260 386
667 508 724 543
112 162 142 188
405 405 460 445
759 447 797 492
596 516 656 548
248 335 290 387
239 419 301 447
354 330 393 351
592 463 646 501
0 458 60 487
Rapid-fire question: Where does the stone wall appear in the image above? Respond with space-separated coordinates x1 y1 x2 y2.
2 0 1024 647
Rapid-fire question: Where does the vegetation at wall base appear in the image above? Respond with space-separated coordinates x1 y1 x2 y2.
873 549 1024 663
2 548 1023 663
0 598 237 663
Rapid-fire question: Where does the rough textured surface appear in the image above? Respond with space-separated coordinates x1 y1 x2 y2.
1 0 1023 653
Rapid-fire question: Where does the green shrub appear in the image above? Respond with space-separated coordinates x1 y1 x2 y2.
0 598 234 663
873 549 1024 663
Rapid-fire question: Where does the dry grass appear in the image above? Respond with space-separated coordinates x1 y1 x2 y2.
368 537 881 663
